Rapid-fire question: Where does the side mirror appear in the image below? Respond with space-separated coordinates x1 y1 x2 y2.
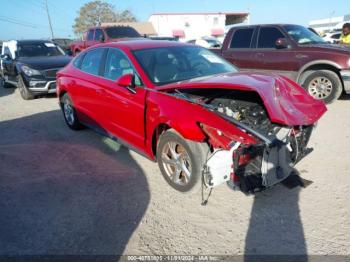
116 74 136 93
100 34 105 42
275 38 289 49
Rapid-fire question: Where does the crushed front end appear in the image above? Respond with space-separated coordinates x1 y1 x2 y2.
173 88 323 194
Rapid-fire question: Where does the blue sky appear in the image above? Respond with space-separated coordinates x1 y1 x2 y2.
0 0 348 40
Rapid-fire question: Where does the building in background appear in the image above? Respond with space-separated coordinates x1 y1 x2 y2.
309 14 350 34
148 12 249 42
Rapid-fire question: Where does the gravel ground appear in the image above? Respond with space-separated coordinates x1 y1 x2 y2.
0 85 349 257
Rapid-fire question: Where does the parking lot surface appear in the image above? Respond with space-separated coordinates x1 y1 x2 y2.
0 85 349 256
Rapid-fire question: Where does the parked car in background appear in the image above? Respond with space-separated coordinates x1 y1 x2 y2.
149 36 178 41
213 24 350 103
0 40 71 100
322 32 342 44
52 38 74 55
57 40 326 194
187 37 222 48
69 26 142 56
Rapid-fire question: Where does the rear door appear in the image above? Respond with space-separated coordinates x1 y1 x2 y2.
96 48 147 151
71 47 108 128
222 27 256 69
254 26 299 80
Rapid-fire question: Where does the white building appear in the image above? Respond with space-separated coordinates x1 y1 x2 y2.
309 14 350 33
148 12 249 42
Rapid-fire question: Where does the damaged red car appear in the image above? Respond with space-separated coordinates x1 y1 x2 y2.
57 40 327 194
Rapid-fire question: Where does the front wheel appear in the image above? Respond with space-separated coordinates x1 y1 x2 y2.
18 75 34 100
302 70 342 104
60 93 84 130
156 129 209 193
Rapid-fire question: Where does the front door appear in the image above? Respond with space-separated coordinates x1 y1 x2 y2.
97 48 147 151
253 26 300 81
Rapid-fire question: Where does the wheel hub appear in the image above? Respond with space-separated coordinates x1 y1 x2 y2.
161 142 192 186
308 77 333 99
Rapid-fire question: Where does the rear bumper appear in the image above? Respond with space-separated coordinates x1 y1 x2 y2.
340 70 350 94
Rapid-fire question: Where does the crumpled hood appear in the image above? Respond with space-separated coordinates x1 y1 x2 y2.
157 72 327 126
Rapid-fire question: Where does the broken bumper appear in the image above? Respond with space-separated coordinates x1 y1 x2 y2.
204 126 313 193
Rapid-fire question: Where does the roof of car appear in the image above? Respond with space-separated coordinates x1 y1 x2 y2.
229 23 299 29
100 39 193 50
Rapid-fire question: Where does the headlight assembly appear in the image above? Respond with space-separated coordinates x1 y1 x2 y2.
21 65 42 76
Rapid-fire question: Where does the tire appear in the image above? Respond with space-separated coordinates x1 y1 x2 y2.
156 129 209 193
302 70 342 104
60 93 84 130
18 75 35 100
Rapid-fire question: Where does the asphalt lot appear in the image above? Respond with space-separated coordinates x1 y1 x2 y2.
0 84 349 256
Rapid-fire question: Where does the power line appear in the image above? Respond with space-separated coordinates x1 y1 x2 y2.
0 15 38 27
0 18 36 28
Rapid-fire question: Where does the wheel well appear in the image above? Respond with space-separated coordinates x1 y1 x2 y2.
151 123 171 157
299 64 341 85
58 90 67 101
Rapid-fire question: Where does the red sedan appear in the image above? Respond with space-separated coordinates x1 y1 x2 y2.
57 40 326 194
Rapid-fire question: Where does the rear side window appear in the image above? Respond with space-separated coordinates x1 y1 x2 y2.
257 27 285 48
87 30 94 41
94 29 103 41
80 48 105 76
230 28 254 48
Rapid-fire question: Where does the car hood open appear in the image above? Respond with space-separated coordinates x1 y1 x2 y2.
157 72 327 126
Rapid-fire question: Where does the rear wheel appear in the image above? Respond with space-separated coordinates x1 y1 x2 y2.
60 93 84 130
18 75 35 100
302 70 342 104
156 129 209 193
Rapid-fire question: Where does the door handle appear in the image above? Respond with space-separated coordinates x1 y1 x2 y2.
295 54 308 59
256 53 264 58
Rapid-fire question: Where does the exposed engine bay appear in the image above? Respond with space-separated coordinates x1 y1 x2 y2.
172 88 314 194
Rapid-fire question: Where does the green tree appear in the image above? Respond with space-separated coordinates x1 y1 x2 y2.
117 10 137 22
73 1 137 35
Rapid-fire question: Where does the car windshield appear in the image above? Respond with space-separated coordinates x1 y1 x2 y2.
105 27 141 39
284 25 327 45
17 42 64 57
133 46 237 85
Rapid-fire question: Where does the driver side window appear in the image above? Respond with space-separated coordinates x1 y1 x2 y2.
104 48 142 85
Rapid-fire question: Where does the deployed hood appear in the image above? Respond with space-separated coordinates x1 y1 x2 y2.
158 72 327 126
17 55 72 70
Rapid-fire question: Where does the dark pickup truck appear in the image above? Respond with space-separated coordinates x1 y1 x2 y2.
213 24 350 103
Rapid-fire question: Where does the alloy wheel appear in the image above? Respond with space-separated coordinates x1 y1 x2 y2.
308 76 333 99
161 141 192 186
63 101 75 125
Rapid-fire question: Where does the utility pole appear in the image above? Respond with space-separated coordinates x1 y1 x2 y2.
44 0 54 38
